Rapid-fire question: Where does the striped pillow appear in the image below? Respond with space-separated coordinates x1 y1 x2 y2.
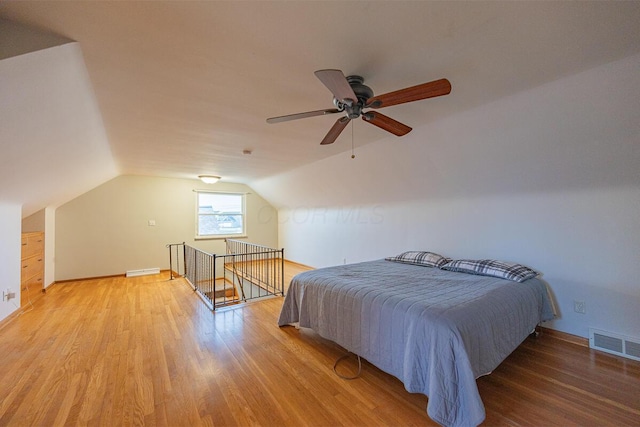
385 251 451 268
441 259 539 282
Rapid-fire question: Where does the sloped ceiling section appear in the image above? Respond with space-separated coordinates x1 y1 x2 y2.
0 18 72 59
252 52 640 210
0 20 118 217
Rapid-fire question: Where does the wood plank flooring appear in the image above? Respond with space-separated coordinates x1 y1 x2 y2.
0 268 638 426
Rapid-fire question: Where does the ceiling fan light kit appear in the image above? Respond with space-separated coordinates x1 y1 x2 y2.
267 69 451 145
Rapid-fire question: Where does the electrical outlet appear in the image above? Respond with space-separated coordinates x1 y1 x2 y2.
3 289 15 301
574 300 586 314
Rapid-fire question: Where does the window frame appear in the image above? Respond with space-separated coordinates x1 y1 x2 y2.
195 190 246 240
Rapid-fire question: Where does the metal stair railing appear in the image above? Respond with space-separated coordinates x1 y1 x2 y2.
166 241 284 310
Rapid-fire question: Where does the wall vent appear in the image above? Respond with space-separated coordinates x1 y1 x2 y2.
589 328 640 362
126 268 160 278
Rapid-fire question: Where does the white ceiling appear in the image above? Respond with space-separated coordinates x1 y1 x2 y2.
2 1 640 185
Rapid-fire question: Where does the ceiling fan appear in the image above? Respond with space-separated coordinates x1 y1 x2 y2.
266 69 451 145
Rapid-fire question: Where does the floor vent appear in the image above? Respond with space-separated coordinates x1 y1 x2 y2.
589 328 640 361
126 268 160 278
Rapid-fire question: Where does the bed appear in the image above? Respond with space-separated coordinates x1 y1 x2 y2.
278 255 556 427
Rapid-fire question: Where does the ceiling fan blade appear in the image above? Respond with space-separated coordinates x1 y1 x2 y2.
362 112 412 136
321 116 350 145
366 78 451 109
266 108 340 124
315 69 358 104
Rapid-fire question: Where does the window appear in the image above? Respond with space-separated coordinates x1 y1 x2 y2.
196 191 245 238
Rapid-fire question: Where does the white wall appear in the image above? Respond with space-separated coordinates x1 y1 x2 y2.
252 53 640 339
21 209 45 232
55 175 278 281
0 203 22 322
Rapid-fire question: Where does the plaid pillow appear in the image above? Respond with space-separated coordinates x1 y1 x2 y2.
385 251 451 268
441 259 539 282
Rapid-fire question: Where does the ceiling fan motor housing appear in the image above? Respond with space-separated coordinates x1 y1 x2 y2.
336 75 373 119
346 75 374 102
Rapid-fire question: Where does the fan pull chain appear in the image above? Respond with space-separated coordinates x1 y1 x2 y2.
351 120 355 159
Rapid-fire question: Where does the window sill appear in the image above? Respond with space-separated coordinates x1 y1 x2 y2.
194 235 247 241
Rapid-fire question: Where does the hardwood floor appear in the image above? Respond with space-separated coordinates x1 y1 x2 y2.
0 268 638 426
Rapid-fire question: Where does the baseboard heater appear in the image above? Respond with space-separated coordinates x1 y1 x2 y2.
126 268 161 278
589 328 640 361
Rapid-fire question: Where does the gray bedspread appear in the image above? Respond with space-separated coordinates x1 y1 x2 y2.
278 260 555 427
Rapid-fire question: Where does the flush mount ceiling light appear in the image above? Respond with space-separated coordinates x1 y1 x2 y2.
198 175 220 184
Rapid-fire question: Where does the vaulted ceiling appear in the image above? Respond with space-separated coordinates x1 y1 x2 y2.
2 1 640 214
